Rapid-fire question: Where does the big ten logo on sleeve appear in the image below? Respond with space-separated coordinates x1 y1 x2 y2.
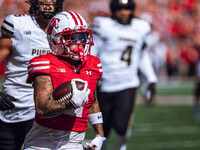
24 31 31 35
32 49 51 55
57 68 66 73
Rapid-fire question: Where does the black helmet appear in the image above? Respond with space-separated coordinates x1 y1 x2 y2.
110 0 136 24
110 0 135 13
28 0 64 20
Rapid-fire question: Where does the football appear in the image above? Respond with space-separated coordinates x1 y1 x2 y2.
52 80 85 102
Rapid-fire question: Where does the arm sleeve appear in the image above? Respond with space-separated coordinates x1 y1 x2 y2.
139 49 158 83
28 56 51 82
1 15 14 37
139 20 158 83
95 57 103 80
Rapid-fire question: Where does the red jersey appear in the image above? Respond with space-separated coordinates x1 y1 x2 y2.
28 53 103 131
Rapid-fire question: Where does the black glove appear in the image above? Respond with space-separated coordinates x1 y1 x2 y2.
0 91 17 111
145 83 156 104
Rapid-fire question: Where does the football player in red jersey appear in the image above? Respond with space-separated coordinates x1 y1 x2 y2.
23 11 106 150
0 0 63 150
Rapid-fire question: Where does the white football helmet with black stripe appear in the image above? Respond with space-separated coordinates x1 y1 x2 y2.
47 11 94 62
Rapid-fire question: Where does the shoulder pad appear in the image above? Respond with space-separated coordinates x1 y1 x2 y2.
92 17 111 36
28 55 51 81
1 15 14 37
133 18 151 34
1 14 28 38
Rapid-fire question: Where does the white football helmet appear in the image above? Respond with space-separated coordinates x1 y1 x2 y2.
47 11 94 62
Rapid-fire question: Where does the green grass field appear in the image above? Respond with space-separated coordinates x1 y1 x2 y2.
85 105 200 150
85 78 200 150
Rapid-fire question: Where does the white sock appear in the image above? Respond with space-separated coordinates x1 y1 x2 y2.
112 130 131 150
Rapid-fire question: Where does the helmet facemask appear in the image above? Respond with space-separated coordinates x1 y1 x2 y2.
52 26 94 62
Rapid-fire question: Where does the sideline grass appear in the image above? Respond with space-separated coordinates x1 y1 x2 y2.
131 105 200 150
85 105 200 150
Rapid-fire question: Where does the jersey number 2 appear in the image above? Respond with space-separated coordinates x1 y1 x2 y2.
121 45 133 66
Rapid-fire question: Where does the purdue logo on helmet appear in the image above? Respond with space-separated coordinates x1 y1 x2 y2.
26 0 64 20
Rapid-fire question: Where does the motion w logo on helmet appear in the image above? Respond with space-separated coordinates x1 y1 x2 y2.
47 18 60 34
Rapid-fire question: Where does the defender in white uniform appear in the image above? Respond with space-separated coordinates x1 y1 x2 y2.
91 0 158 150
0 0 63 149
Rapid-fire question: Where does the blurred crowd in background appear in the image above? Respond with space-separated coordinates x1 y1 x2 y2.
0 0 200 81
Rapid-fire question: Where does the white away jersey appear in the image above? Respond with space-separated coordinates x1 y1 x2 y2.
91 17 158 92
0 14 51 123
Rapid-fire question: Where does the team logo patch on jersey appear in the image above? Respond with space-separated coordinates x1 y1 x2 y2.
82 100 88 105
57 68 66 73
86 71 92 75
97 115 102 119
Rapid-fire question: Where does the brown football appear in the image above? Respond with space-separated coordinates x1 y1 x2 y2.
52 80 85 102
